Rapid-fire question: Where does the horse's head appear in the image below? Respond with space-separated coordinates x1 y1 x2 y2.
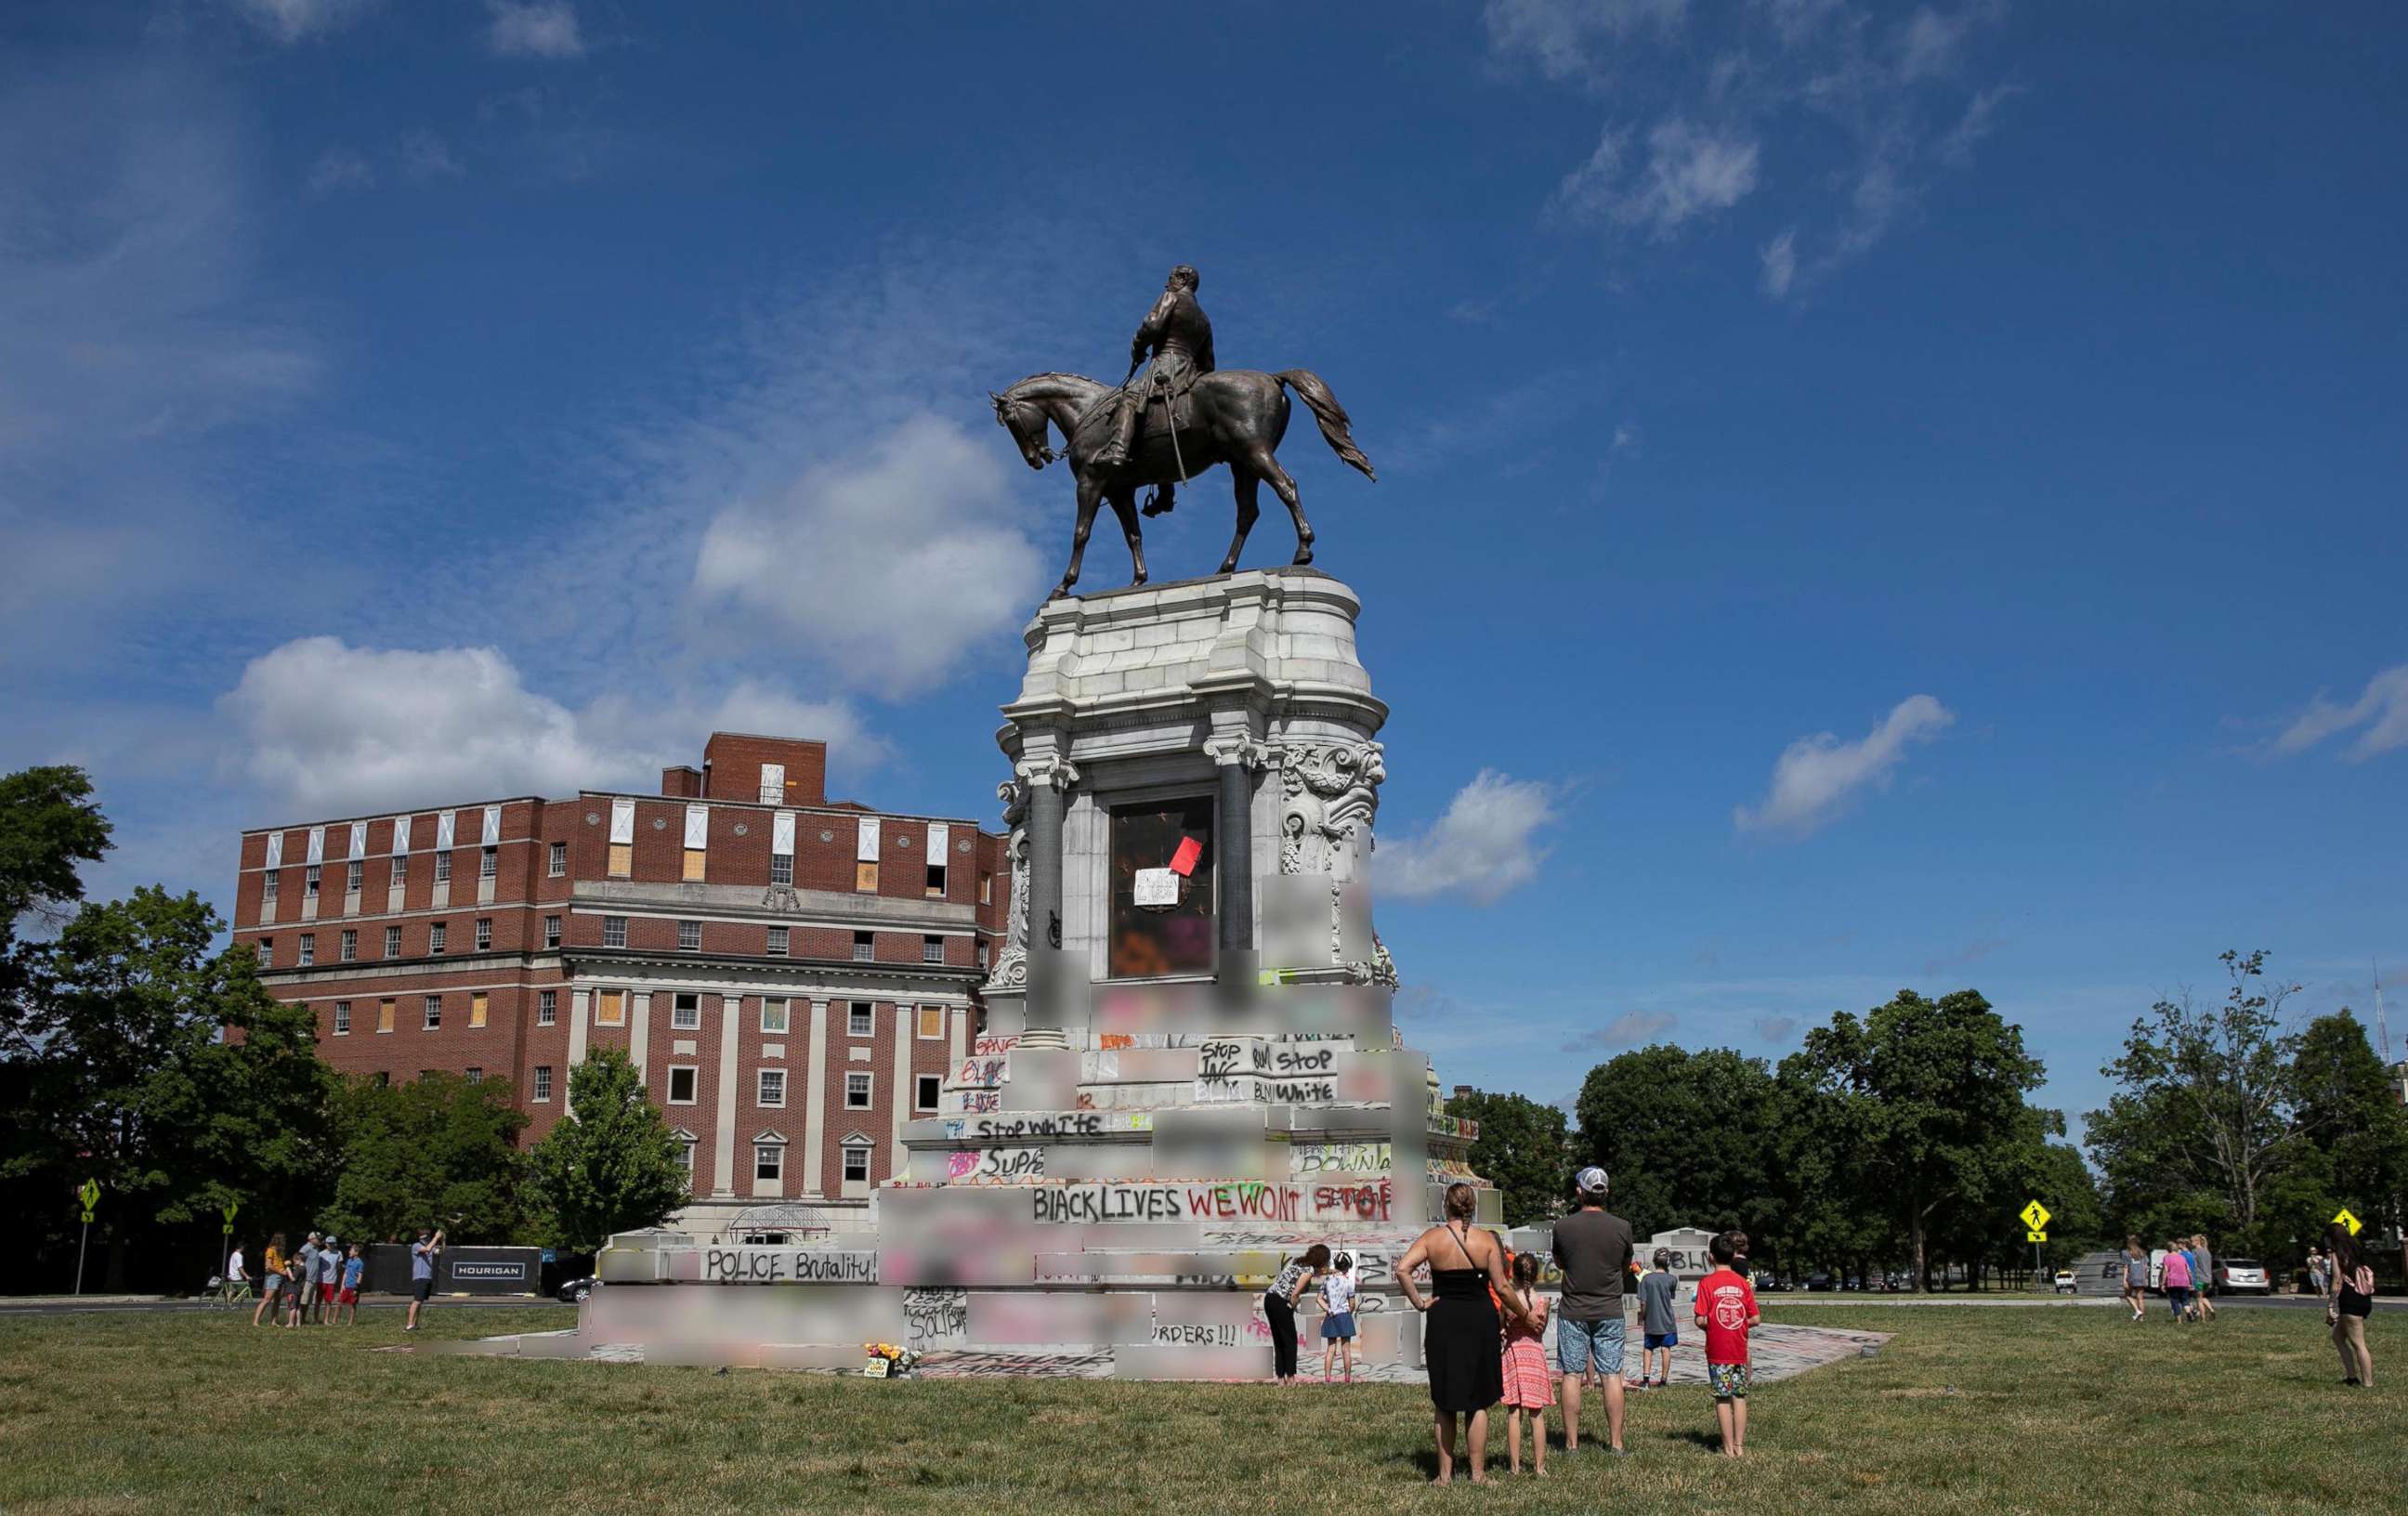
990 387 1056 471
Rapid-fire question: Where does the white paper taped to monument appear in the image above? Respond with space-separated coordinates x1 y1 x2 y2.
1133 868 1179 907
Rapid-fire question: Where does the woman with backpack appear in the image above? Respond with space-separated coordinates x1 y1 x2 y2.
2324 1222 2377 1388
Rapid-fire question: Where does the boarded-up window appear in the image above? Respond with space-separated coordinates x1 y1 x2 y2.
347 820 368 859
683 804 708 881
307 827 325 865
377 999 395 1033
759 763 784 804
480 804 501 846
1107 795 1216 977
925 822 949 896
436 810 456 850
391 815 410 856
595 988 625 1026
855 817 880 892
469 991 489 1028
609 798 635 878
264 830 284 869
918 1005 946 1040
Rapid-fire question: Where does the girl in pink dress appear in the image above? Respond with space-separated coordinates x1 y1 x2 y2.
1499 1252 1555 1475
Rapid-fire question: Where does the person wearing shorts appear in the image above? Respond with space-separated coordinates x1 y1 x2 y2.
2160 1239 2193 1322
405 1227 443 1332
252 1233 288 1327
337 1245 364 1324
1551 1167 1634 1456
1637 1248 1681 1389
1695 1232 1760 1457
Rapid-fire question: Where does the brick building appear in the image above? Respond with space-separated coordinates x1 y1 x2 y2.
230 733 1007 1233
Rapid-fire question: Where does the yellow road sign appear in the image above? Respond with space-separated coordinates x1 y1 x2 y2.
80 1210 94 1224
2027 1229 2048 1243
77 1178 100 1210
222 1200 239 1222
2019 1200 2050 1232
2334 1208 2362 1236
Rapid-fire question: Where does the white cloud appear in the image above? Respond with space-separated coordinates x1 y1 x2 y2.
229 0 377 44
1379 769 1560 905
399 131 465 181
1937 83 2021 166
2273 664 2408 762
306 147 373 196
1734 693 1955 837
220 637 882 817
1896 6 1973 82
692 413 1047 695
1564 1010 1677 1051
1558 117 1760 239
486 1 585 59
1485 0 1690 82
1758 227 1798 296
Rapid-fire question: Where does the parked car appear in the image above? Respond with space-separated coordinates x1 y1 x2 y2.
1806 1273 1836 1292
556 1275 600 1303
2053 1270 2076 1294
1758 1275 1792 1293
2216 1258 2271 1295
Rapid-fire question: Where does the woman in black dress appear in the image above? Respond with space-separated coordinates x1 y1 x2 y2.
1399 1183 1541 1484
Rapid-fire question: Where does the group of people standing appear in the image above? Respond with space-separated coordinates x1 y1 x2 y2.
1260 1167 1762 1485
2118 1232 2221 1324
2114 1222 2376 1388
231 1227 448 1331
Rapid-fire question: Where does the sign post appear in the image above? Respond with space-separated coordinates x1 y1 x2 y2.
74 1177 101 1296
220 1200 240 1291
2020 1200 2051 1289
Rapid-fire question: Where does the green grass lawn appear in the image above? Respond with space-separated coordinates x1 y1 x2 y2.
0 1301 2398 1514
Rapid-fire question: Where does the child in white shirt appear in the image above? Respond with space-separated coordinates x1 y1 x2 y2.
1319 1252 1359 1384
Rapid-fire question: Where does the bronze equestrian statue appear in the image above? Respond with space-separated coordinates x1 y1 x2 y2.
990 265 1376 599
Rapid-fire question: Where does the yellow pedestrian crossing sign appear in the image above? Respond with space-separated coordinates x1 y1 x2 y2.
2019 1199 2050 1232
2334 1208 2362 1236
78 1178 100 1211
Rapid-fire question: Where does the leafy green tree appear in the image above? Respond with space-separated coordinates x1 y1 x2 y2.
2286 1009 2408 1271
526 1048 688 1253
1788 988 2046 1290
1573 1044 1786 1252
324 1071 532 1245
0 765 111 1026
1445 1087 1570 1229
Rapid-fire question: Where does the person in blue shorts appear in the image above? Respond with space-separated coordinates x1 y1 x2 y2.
1637 1248 1681 1389
1551 1167 1633 1457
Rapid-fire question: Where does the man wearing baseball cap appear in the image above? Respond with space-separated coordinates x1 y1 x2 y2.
1552 1166 1636 1457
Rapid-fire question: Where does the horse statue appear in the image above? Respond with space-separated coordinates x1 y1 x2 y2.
989 368 1376 599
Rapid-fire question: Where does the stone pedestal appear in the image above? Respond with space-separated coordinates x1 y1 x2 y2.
586 569 1490 1379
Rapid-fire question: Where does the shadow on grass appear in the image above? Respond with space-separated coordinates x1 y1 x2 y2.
1661 1427 1721 1453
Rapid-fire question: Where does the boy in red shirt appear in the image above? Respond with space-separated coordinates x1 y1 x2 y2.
1693 1230 1760 1457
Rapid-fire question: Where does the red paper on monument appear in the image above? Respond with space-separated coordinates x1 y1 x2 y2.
1168 836 1203 877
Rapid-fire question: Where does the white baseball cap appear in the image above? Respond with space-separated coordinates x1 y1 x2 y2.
1576 1166 1610 1196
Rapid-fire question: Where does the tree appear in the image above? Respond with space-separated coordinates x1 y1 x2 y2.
1445 1087 1570 1229
2086 951 2312 1255
1573 1045 1785 1252
1787 988 2046 1291
2287 1009 2408 1275
526 1048 688 1253
0 765 111 1026
324 1072 532 1246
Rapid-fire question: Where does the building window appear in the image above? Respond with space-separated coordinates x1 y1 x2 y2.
479 845 497 880
595 989 625 1026
918 1005 947 1040
979 871 992 905
464 1066 483 1084
305 865 321 899
333 1001 351 1036
544 915 561 949
339 930 357 963
377 999 395 1034
676 1138 696 1188
257 937 272 965
847 1001 873 1038
608 843 631 878
766 926 789 957
532 1065 553 1102
423 995 442 1030
856 860 879 893
469 991 489 1028
602 916 627 948
668 1066 699 1104
915 1074 940 1112
677 920 701 951
976 941 989 970
770 853 793 886
922 934 944 964
844 1072 871 1108
671 992 701 1031
761 997 789 1035
754 1142 783 1183
389 856 407 888
384 925 401 958
925 863 947 897
1107 795 1216 977
852 931 873 962
475 918 492 951
759 763 785 804
262 872 279 906
429 922 446 955
434 853 452 883
548 841 567 877
538 989 556 1026
373 1071 391 1088
297 933 315 966
346 860 363 894
842 1144 870 1184
758 1069 785 1107
683 848 705 882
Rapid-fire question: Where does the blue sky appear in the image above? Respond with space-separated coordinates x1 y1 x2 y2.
6 1 2404 1133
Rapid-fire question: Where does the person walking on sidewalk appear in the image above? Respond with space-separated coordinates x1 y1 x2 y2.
1551 1167 1635 1457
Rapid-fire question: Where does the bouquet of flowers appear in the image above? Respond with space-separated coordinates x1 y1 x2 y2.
863 1341 921 1378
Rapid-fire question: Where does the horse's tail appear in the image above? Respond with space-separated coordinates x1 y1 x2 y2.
1275 370 1377 482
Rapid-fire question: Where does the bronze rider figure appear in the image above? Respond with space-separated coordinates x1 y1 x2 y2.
1096 265 1215 513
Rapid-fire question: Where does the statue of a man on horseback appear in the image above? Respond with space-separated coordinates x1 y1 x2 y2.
990 264 1376 600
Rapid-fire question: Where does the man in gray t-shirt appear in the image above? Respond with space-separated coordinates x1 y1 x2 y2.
1551 1167 1635 1456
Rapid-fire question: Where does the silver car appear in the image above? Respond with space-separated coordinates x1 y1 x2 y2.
2216 1258 2270 1295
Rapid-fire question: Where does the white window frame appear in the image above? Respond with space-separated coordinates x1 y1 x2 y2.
760 997 790 1035
754 1141 784 1183
766 925 789 957
385 925 401 958
770 853 793 885
263 871 279 905
671 992 701 1031
305 865 321 899
339 930 357 963
423 995 442 1031
602 916 627 948
429 921 446 955
479 845 497 880
433 852 451 883
922 935 944 964
852 931 873 962
847 1001 873 1038
757 1068 786 1107
538 989 556 1026
667 1065 700 1105
548 841 567 877
475 917 492 951
297 933 315 966
677 920 701 951
531 1065 553 1102
841 1143 871 1185
544 915 561 949
333 1000 351 1036
390 855 407 888
844 1072 872 1108
346 859 362 894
